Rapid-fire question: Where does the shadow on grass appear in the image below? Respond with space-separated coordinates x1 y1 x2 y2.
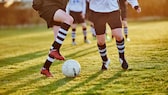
65 45 97 59
61 71 103 95
0 63 41 86
0 59 63 87
0 44 114 94
0 50 47 68
0 49 61 87
84 70 124 94
65 44 113 59
28 77 74 95
0 45 97 86
0 46 98 93
2 76 42 95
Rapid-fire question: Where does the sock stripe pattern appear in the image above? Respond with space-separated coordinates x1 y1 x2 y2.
57 31 66 39
124 27 128 35
47 56 55 62
42 22 71 70
116 39 125 53
97 44 108 61
56 28 67 44
98 48 107 56
47 46 55 62
72 31 76 39
83 28 87 36
55 23 70 44
49 46 54 53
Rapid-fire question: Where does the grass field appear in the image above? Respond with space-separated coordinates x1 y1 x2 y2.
0 20 168 95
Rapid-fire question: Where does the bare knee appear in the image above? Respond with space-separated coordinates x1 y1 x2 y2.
96 35 105 45
112 28 124 41
64 15 74 25
54 9 74 25
115 36 124 41
97 41 105 46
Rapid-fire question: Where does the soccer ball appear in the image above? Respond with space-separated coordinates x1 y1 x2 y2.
62 59 81 77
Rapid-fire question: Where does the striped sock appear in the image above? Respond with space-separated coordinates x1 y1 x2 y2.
116 39 125 59
43 23 70 70
83 28 87 40
97 44 108 62
72 28 76 42
55 23 70 50
124 27 128 38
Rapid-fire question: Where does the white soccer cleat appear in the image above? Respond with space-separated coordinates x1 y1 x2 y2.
72 41 77 45
126 38 130 42
101 59 110 70
84 39 91 44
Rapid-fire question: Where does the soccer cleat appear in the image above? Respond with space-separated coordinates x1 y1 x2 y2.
126 38 130 42
119 58 128 70
101 59 110 70
49 49 65 60
84 39 91 44
72 41 77 45
41 69 53 77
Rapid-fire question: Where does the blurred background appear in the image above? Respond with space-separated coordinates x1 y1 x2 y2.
0 0 168 27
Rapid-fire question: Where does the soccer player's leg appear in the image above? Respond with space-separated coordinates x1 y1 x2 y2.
82 22 91 44
96 41 110 70
41 26 60 77
123 20 130 41
89 23 96 39
71 24 77 45
109 11 128 70
50 9 73 60
95 19 110 70
112 28 128 70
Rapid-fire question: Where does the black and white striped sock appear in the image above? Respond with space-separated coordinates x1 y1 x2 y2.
83 28 87 40
43 23 70 70
116 39 125 59
124 27 128 37
72 28 76 42
55 23 70 49
97 44 108 62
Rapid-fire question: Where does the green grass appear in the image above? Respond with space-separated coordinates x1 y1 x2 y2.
0 20 168 95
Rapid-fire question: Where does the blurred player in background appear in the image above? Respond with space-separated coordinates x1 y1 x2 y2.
86 0 96 39
32 0 74 77
112 0 141 41
66 0 91 45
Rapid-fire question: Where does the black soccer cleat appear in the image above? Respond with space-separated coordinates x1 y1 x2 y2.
119 58 128 70
101 59 110 70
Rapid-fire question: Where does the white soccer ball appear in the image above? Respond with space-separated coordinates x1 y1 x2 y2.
62 59 81 77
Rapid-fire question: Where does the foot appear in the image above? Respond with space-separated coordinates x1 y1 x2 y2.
101 59 110 70
126 38 130 41
49 49 65 60
72 41 77 45
119 58 128 70
84 39 91 44
41 69 53 77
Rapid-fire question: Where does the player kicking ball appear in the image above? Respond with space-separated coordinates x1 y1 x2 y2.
32 0 74 77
